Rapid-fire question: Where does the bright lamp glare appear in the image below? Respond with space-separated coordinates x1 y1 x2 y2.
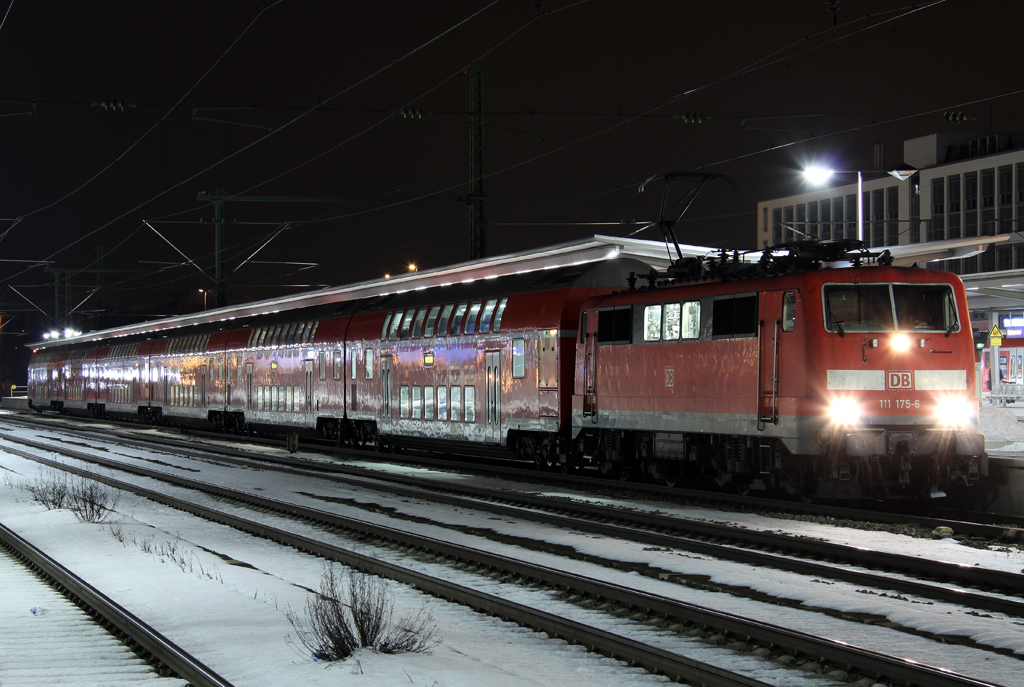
829 398 861 424
891 334 911 352
936 396 974 428
804 167 834 184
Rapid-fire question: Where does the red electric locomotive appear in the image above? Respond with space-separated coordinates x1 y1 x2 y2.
570 242 985 500
26 237 985 500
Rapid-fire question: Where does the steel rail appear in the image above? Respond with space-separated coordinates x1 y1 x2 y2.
0 437 1006 687
18 424 1024 596
0 522 234 687
10 411 1023 539
6 425 1024 616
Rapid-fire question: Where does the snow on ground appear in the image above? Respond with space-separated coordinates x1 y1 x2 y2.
980 407 1024 442
2 423 1023 686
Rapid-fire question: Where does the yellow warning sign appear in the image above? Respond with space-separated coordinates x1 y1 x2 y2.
989 325 1004 347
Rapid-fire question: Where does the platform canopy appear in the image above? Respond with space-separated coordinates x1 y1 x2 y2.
32 233 1013 349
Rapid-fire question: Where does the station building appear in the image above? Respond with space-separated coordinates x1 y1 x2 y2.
756 132 1024 393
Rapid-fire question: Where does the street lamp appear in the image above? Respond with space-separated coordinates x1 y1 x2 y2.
198 289 207 310
802 166 916 243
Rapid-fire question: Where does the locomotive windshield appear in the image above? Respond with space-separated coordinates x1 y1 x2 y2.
823 283 959 334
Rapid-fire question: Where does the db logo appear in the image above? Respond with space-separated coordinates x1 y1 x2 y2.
665 366 675 388
887 371 913 389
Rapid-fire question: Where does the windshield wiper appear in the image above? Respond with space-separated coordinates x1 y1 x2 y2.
826 298 846 337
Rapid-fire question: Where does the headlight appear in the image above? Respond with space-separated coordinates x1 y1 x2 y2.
829 398 861 424
891 334 910 352
935 396 976 428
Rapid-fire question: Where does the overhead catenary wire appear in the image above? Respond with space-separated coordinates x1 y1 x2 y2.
2 0 505 292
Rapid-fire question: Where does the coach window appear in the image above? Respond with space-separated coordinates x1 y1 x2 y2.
450 385 462 421
782 291 796 332
491 297 508 332
464 301 483 334
319 351 327 381
643 305 662 341
479 299 498 333
450 302 469 335
287 323 299 345
387 311 403 340
424 386 434 420
464 386 476 422
712 295 757 338
333 351 343 380
308 321 319 342
512 338 526 378
423 305 442 338
412 386 422 419
661 303 680 340
597 307 632 344
436 304 455 336
364 349 374 379
350 348 358 380
411 308 428 338
295 322 306 343
680 301 700 339
381 312 393 341
399 385 410 418
399 308 417 339
437 386 448 420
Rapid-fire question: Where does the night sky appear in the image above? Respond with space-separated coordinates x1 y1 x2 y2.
1 0 1022 380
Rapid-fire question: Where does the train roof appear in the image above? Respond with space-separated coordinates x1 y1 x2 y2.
32 235 712 350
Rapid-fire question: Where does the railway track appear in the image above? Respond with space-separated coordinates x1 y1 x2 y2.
10 418 1023 612
0 522 231 687
0 427 1014 687
9 410 1023 541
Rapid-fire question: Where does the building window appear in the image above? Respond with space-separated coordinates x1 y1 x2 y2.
845 195 858 238
886 186 899 246
820 199 831 241
807 201 818 239
783 206 794 242
832 197 844 241
795 204 806 240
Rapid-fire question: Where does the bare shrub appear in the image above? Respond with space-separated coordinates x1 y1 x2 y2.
287 564 440 661
66 474 120 524
24 468 69 509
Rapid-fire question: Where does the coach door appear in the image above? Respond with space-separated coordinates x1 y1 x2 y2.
245 363 254 411
582 311 598 421
200 365 208 408
758 291 795 430
304 360 314 418
380 355 393 435
485 351 501 443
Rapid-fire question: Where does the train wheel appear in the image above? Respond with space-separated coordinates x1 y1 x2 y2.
286 431 300 453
